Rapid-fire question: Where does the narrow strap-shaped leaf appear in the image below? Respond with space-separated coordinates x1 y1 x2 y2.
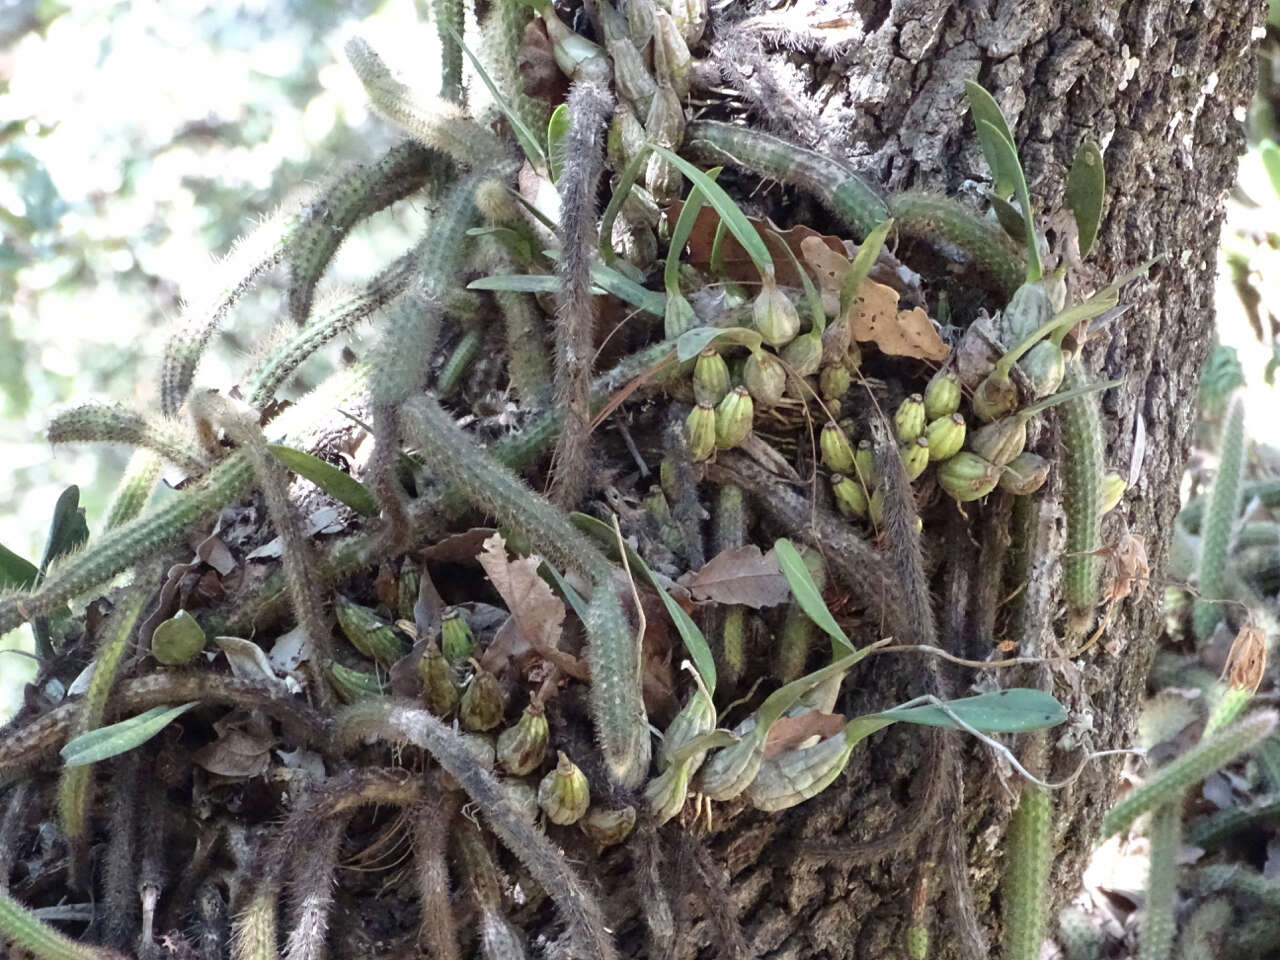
878 689 1067 732
774 538 854 656
1066 140 1105 259
267 445 378 517
60 702 200 767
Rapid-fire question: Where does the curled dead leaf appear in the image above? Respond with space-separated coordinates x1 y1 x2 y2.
676 545 790 608
763 711 847 759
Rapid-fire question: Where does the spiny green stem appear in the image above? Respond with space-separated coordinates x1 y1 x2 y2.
433 0 465 104
287 139 441 326
1059 358 1106 639
0 884 129 960
230 888 278 960
482 0 550 137
47 400 209 475
1001 759 1052 960
1193 397 1245 640
57 578 154 889
101 450 162 532
888 190 1024 297
438 327 484 397
345 36 504 166
1101 710 1278 839
1139 799 1182 960
684 119 888 238
334 700 620 960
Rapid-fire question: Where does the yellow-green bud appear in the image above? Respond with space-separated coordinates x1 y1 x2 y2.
693 347 731 405
715 387 754 450
781 330 823 377
831 474 868 518
538 751 591 825
938 452 1002 502
923 368 962 420
460 667 506 732
854 440 875 486
743 351 786 405
901 436 930 481
336 596 406 667
329 662 384 704
151 610 205 666
1101 471 1126 514
752 278 800 347
968 416 1027 467
579 805 637 848
686 402 718 461
925 413 966 461
440 608 474 664
998 452 1050 495
820 421 855 473
894 394 927 443
497 704 550 776
819 363 852 400
418 643 459 716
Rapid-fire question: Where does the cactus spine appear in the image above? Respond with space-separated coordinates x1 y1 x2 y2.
1193 397 1245 640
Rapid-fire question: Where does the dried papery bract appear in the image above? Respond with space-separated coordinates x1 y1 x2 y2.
334 700 620 960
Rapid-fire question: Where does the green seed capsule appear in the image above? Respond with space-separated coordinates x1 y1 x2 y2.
329 662 384 704
901 436 930 481
831 474 868 518
971 370 1018 422
151 610 206 666
999 452 1051 495
460 667 506 732
538 752 591 825
925 413 966 461
868 488 885 526
497 704 550 776
905 923 930 960
397 558 420 622
645 759 693 826
923 368 962 420
658 688 716 770
651 8 692 99
579 805 637 848
894 394 927 443
753 278 800 347
1101 471 1126 514
715 387 754 450
1020 340 1065 398
781 330 823 377
418 643 459 717
686 402 718 462
938 452 1002 502
1003 279 1056 344
440 608 474 664
821 422 856 473
743 351 787 405
854 440 875 486
819 363 852 400
968 416 1028 467
336 596 406 667
693 347 731 405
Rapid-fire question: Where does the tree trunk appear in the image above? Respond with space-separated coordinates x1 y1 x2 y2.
586 3 1260 958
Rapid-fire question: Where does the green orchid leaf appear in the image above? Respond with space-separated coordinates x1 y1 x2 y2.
878 689 1067 732
1066 140 1105 259
61 702 201 767
266 445 378 517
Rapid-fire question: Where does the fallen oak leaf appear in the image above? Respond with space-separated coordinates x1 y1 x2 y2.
677 545 790 608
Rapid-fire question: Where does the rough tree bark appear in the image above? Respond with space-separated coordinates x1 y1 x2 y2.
572 3 1260 958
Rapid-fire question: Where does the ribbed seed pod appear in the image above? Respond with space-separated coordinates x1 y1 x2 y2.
658 689 716 770
440 608 474 663
418 642 458 716
1020 340 1065 398
782 331 823 377
753 279 800 347
821 422 856 473
938 452 1002 502
854 440 875 486
744 731 854 811
645 759 694 826
497 704 550 775
693 347 731 405
460 667 506 732
336 596 406 667
694 716 766 801
538 752 591 825
1101 472 1126 515
894 394 927 443
923 368 961 420
901 437 930 481
715 387 754 450
651 9 691 99
329 663 384 704
999 452 1051 495
743 351 786 405
831 474 868 518
868 487 885 526
151 610 206 666
578 805 637 848
643 82 686 203
1002 278 1056 343
968 416 1028 467
819 363 852 400
397 558 420 622
686 403 718 462
925 413 966 461
971 369 1019 422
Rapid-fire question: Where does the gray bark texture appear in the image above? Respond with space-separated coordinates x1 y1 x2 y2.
583 2 1262 958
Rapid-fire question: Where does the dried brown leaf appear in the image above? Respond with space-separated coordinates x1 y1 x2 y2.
677 545 790 608
193 729 273 778
847 281 949 362
763 712 847 759
424 527 497 563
